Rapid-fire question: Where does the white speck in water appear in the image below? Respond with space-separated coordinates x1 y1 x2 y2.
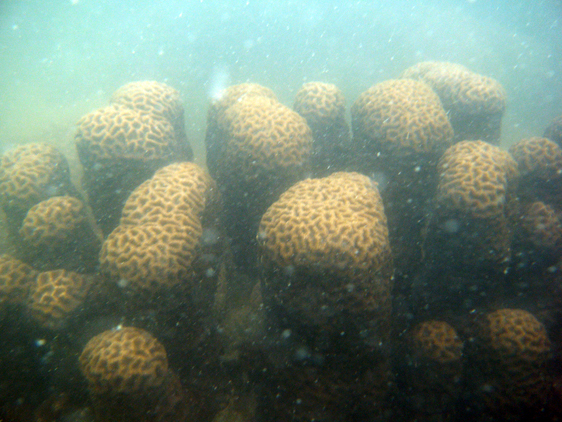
281 329 292 339
35 339 47 347
117 278 129 288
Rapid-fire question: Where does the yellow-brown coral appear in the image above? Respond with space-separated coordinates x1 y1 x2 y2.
99 221 201 293
402 61 506 142
436 141 518 219
120 162 219 228
509 137 562 181
294 82 347 131
484 308 551 363
258 172 393 342
27 269 91 330
220 95 313 179
259 172 391 276
0 143 74 219
410 320 463 364
515 201 562 251
79 327 169 394
294 82 351 175
75 104 178 164
19 196 89 247
351 78 453 167
110 81 192 160
0 254 37 306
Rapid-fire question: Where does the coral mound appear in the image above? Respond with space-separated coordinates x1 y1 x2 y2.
436 140 518 219
80 327 169 394
27 269 91 330
0 143 74 224
410 320 463 364
258 172 393 344
351 78 453 168
402 61 506 142
0 254 37 306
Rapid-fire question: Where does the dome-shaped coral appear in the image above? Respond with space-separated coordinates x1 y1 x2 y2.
436 140 518 219
120 162 219 228
402 61 506 143
80 327 169 394
18 196 101 272
100 221 201 295
75 103 189 235
351 78 453 170
410 320 463 364
258 172 393 345
27 269 91 330
0 254 37 307
110 80 192 160
0 143 75 227
294 82 351 175
471 309 552 418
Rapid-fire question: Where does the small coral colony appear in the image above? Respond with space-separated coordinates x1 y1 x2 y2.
1 62 562 421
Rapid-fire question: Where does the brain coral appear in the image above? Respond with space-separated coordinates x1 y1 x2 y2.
80 327 169 394
402 61 506 142
258 172 393 341
27 269 91 330
19 196 89 247
111 80 192 160
0 143 74 222
294 82 347 131
0 254 37 306
509 137 562 180
294 82 351 175
473 308 552 417
515 201 562 251
351 78 453 169
100 221 201 294
75 104 178 164
436 140 518 219
410 320 463 364
120 162 219 228
220 95 313 180
543 114 562 147
484 308 551 363
206 83 278 175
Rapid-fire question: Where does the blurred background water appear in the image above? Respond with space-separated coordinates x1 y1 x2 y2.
1 0 561 166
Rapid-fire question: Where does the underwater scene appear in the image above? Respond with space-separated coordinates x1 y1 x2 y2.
1 0 562 421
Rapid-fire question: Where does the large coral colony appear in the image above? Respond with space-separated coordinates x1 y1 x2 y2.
0 63 561 421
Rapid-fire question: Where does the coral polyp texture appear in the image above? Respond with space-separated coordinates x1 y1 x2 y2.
206 83 278 174
100 221 201 294
509 136 562 204
221 95 313 180
543 114 562 147
80 327 169 394
110 80 192 160
258 172 393 343
76 104 177 163
294 82 351 175
515 201 562 251
27 269 91 330
0 254 37 307
410 320 463 364
18 196 100 272
401 320 464 417
402 61 506 143
120 162 219 228
426 141 518 275
0 143 75 228
473 309 552 418
436 140 518 219
351 78 453 171
75 80 192 235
